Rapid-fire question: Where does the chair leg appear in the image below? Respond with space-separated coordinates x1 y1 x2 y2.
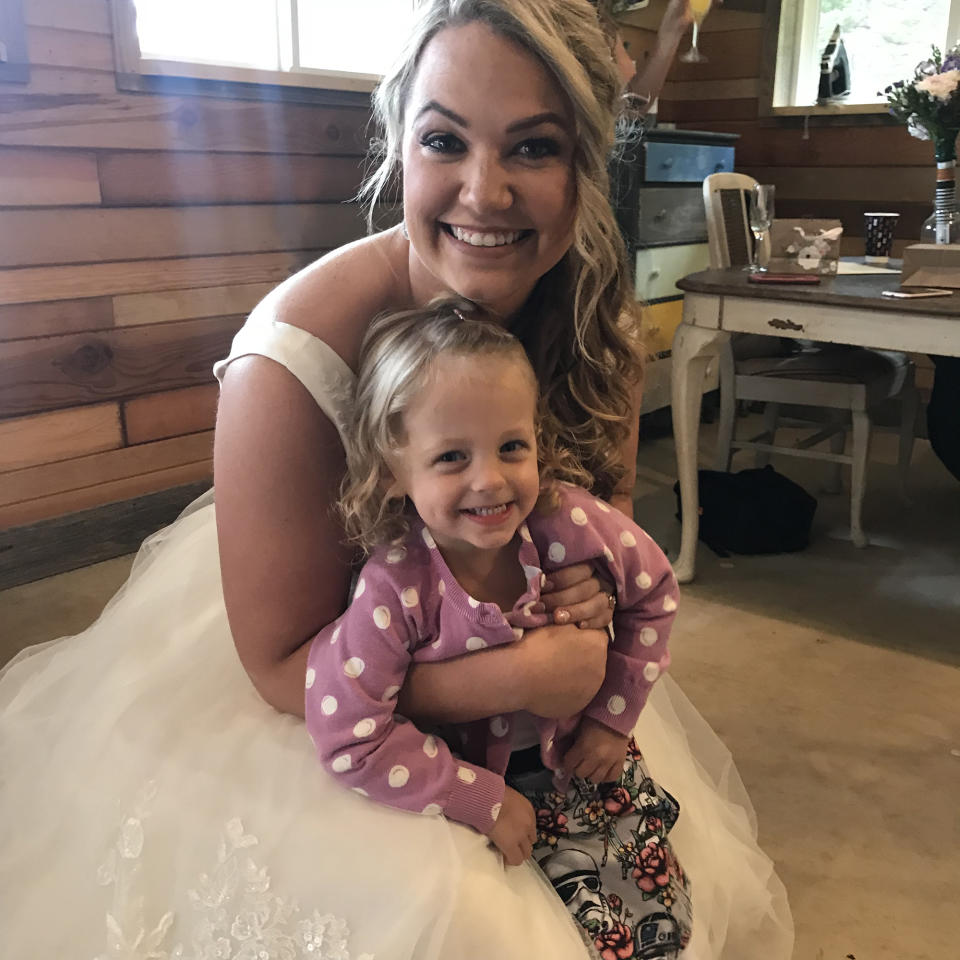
850 410 871 548
825 414 846 495
756 402 780 468
898 371 919 502
715 350 736 472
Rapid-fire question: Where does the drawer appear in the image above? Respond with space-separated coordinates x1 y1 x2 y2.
644 141 735 183
635 243 710 302
636 186 707 245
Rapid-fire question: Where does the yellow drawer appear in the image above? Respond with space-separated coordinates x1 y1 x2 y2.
641 299 684 358
635 243 710 302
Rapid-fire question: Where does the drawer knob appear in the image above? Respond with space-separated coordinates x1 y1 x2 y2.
653 210 668 222
769 317 804 332
714 162 726 171
661 158 675 168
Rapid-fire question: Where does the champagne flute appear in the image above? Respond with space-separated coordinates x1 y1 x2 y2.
746 184 775 274
680 0 712 64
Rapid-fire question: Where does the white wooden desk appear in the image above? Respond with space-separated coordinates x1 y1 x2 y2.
670 269 960 583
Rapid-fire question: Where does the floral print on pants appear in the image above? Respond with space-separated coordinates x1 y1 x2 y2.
508 738 693 960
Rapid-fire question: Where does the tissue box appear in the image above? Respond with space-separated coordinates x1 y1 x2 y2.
901 243 960 288
766 219 843 275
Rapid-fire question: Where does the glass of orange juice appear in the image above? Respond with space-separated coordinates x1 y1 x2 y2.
680 0 712 64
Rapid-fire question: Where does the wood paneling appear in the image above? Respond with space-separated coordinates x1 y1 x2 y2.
669 30 763 82
112 283 273 326
0 147 102 206
742 166 934 204
0 297 114 342
98 151 367 206
0 315 244 418
27 26 115 71
23 65 120 95
0 430 214 506
0 93 372 154
0 403 121 472
0 459 212 528
0 250 321 305
24 0 112 34
0 203 364 267
660 98 759 123
123 385 219 444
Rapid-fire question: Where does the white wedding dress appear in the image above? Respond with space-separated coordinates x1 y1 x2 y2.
0 307 793 960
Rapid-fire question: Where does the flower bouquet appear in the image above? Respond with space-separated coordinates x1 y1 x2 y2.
884 44 960 243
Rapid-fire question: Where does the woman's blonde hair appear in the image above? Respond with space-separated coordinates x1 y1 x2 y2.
359 0 643 502
340 299 591 552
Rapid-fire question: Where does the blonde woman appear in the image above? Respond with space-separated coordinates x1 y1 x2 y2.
0 2 791 957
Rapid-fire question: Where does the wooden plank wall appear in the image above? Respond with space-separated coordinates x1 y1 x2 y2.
0 0 372 532
640 0 934 258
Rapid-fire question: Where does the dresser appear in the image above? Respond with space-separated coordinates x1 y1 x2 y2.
611 128 738 412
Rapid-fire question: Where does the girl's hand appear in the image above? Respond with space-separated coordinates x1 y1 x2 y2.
539 563 615 630
489 787 538 866
517 624 608 718
563 717 629 784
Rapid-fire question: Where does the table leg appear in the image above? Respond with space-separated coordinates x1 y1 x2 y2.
670 323 729 583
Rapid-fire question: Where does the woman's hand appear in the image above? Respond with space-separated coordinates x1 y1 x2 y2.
539 563 615 630
563 717 629 784
489 787 538 866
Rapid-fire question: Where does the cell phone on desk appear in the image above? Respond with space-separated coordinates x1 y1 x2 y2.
746 273 822 285
881 287 954 299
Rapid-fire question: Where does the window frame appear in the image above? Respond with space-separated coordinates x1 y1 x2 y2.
0 0 30 85
761 0 960 119
109 0 406 105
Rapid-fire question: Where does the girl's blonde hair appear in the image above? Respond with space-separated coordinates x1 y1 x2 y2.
359 0 643 502
340 299 591 552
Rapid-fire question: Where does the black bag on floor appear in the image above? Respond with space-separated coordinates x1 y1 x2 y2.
673 465 817 557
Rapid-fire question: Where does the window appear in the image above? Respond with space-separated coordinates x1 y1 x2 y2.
112 0 418 97
772 0 960 112
0 0 29 85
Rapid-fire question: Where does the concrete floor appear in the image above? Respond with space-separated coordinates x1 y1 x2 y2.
2 420 958 960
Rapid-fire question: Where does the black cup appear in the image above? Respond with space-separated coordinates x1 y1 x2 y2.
864 212 899 262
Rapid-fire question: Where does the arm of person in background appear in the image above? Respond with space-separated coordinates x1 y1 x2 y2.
215 241 613 723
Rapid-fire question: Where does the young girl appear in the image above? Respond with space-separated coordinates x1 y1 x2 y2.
305 300 692 957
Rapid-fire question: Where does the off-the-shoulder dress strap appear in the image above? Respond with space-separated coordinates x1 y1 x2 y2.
214 313 356 444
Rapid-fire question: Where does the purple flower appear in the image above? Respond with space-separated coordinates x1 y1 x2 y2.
943 55 960 73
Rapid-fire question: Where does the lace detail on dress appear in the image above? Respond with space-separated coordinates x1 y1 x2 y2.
97 783 373 960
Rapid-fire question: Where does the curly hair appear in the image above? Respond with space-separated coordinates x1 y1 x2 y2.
359 0 643 502
339 299 592 552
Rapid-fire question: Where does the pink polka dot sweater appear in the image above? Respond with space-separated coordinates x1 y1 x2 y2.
305 483 679 837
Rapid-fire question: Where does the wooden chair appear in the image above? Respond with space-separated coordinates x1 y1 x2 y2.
702 172 918 547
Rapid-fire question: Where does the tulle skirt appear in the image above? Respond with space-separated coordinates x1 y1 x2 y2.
0 492 792 959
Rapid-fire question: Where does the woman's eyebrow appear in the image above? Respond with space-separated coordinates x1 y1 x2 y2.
414 100 468 126
505 111 568 133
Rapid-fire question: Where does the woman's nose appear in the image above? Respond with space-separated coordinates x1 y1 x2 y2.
460 153 513 214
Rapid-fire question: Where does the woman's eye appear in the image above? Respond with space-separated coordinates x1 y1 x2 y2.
420 132 465 155
515 138 561 160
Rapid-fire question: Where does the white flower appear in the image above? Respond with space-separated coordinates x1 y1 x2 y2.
907 117 932 141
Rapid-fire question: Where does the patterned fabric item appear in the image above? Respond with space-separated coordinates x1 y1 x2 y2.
510 739 692 960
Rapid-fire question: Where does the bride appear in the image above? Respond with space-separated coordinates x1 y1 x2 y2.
0 1 792 957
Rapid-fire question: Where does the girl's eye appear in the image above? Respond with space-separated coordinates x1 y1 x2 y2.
420 132 465 155
501 440 529 456
435 450 465 464
515 138 561 160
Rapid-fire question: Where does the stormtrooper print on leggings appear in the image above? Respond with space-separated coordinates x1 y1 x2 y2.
510 738 693 960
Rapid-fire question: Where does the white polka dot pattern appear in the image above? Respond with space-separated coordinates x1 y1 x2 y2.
491 802 502 821
331 755 352 773
423 735 439 758
640 627 658 647
570 507 588 526
512 627 524 640
386 546 406 564
422 803 442 816
372 606 391 629
401 587 419 608
305 667 316 690
522 601 536 617
636 572 652 589
595 501 610 513
489 716 509 737
343 657 365 678
438 579 446 596
353 718 376 738
431 638 442 649
381 684 400 702
607 695 626 715
330 626 341 644
620 531 637 548
466 636 487 651
320 695 338 715
643 662 660 682
663 595 677 613
457 766 477 784
352 787 368 796
519 525 532 542
548 541 566 563
603 546 615 563
422 528 437 549
354 578 366 599
467 596 480 608
388 765 409 788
